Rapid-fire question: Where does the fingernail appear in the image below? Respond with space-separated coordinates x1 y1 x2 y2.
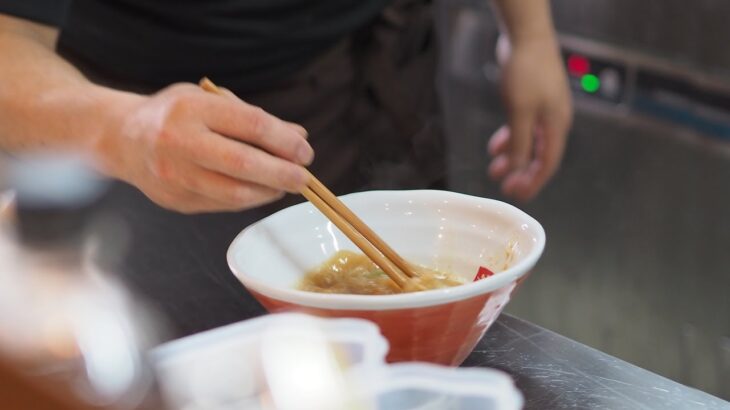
297 143 314 165
293 124 308 138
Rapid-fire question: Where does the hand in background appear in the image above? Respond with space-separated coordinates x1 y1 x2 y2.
487 31 573 202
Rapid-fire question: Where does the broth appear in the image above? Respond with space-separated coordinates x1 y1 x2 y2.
298 250 464 295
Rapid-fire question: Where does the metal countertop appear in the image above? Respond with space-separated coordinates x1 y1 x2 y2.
97 183 728 410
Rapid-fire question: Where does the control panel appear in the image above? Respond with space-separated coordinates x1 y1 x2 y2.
559 37 730 142
564 52 627 104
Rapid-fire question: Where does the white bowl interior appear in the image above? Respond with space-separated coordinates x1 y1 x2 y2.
228 191 544 309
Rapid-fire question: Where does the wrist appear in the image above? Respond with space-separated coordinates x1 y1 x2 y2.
84 85 146 181
493 0 558 49
506 25 558 51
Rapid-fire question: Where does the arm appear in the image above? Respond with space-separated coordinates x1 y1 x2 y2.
0 14 313 213
0 14 106 151
487 0 573 202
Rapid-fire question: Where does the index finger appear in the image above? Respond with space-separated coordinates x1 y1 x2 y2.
208 83 309 139
506 108 536 170
199 93 314 166
511 113 569 201
534 111 569 188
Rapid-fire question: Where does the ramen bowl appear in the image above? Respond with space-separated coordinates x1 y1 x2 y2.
228 190 545 365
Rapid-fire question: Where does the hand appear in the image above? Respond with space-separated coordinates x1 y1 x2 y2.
488 34 573 202
95 83 313 213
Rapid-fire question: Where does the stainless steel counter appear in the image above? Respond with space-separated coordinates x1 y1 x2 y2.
467 314 729 409
94 182 729 410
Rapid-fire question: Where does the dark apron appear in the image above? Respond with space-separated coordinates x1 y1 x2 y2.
67 0 445 214
239 0 445 196
65 0 447 338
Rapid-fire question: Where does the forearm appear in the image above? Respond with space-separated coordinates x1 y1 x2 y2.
0 16 138 156
491 0 557 46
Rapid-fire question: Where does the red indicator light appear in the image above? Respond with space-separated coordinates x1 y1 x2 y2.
567 54 590 76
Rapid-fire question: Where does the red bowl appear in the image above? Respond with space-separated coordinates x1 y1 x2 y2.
228 190 544 365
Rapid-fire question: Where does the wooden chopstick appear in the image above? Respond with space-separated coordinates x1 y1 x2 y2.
200 77 221 94
300 185 409 287
199 77 417 289
304 170 419 279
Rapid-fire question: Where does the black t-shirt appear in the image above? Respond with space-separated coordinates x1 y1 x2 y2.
0 0 390 92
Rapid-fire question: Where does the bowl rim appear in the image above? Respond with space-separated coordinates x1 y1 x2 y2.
227 190 545 310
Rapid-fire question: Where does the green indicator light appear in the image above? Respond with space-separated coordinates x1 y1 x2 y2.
581 74 600 93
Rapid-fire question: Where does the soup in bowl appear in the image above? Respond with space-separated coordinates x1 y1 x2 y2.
227 190 545 365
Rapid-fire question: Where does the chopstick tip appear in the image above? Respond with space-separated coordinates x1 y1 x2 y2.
199 77 219 93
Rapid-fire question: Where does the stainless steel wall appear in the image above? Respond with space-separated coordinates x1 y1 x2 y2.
552 0 730 78
437 0 730 399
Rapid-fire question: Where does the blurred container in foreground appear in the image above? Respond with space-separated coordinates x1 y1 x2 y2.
152 312 523 410
0 155 164 409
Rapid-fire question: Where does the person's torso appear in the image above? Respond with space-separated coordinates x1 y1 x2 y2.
58 0 390 93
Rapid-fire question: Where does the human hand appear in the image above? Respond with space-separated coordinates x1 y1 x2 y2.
95 83 313 213
488 34 573 202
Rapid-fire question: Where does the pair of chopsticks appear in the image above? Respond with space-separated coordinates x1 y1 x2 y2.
199 78 418 289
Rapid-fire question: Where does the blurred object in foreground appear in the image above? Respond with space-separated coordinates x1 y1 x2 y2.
153 313 523 410
154 314 383 410
0 151 10 194
358 363 524 410
0 354 99 410
0 154 165 409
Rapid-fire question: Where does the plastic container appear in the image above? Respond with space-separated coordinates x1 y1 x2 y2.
354 363 523 410
152 313 523 410
152 313 388 410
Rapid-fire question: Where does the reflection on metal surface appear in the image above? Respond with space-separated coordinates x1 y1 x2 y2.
465 315 729 409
